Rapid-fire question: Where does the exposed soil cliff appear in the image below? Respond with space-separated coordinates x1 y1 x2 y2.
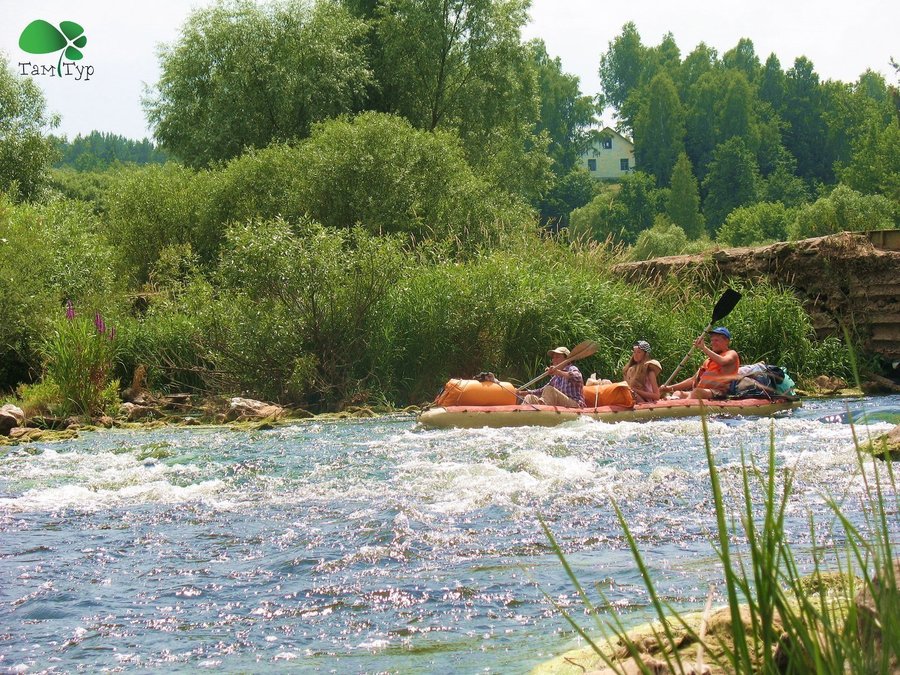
613 232 900 365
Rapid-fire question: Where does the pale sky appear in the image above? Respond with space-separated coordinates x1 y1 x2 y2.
1 0 897 141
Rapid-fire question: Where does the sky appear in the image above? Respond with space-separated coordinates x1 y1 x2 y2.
1 0 897 141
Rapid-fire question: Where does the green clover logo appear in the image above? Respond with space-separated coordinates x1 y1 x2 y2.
19 20 88 76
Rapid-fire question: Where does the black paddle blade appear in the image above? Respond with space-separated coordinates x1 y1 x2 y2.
711 288 741 323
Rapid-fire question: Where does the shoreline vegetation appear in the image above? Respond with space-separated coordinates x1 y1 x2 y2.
2 2 898 419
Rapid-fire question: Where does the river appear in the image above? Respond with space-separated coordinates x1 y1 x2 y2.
1 395 898 673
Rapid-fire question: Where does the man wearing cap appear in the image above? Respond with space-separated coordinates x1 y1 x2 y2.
660 327 740 399
518 347 585 407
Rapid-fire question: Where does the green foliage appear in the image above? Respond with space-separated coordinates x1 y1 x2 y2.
145 0 372 167
14 378 62 417
529 39 597 174
200 219 407 406
599 27 894 234
538 168 595 229
568 172 661 245
43 308 120 417
702 137 762 233
598 22 648 132
629 215 689 260
788 184 897 239
47 166 133 208
52 131 168 170
838 117 900 203
667 152 705 238
717 201 794 247
283 112 529 244
0 55 59 201
104 163 217 282
633 72 685 186
0 195 123 388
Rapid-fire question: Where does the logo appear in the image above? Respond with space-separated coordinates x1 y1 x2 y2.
18 19 93 80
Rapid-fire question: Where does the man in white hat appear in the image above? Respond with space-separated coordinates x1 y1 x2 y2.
518 346 584 407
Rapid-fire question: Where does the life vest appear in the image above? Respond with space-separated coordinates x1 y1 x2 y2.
697 351 740 390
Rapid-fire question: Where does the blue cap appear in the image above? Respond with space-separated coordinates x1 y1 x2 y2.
709 326 731 339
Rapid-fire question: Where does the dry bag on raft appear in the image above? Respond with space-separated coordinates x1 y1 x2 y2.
582 381 634 408
434 379 519 406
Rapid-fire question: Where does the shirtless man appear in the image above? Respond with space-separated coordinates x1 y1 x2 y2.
660 327 739 400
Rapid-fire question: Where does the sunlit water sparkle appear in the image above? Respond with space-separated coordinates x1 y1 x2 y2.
1 395 898 673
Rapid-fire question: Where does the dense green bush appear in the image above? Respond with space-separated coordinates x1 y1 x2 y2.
717 201 794 247
105 163 219 282
0 195 123 389
787 184 897 239
630 216 690 260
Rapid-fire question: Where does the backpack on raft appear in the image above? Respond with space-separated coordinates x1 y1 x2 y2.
732 363 796 399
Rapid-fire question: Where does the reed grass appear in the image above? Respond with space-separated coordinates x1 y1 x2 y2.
539 411 898 674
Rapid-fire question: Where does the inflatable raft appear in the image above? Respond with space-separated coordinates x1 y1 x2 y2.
417 397 801 429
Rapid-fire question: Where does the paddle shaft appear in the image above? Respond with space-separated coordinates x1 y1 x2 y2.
663 322 711 387
663 289 741 387
519 343 594 391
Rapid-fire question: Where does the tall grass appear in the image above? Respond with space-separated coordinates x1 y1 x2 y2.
540 413 898 673
43 304 120 417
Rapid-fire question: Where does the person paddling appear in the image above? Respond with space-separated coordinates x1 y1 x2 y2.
660 327 739 399
518 346 585 408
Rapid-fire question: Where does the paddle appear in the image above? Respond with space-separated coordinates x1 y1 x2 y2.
663 289 742 387
518 339 598 391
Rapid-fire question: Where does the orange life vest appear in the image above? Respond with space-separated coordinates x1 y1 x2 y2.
697 351 740 391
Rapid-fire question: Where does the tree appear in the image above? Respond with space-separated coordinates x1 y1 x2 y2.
717 71 756 144
538 168 595 230
630 215 689 260
722 38 761 82
529 39 597 174
0 56 59 201
633 72 685 186
598 22 648 132
615 170 660 242
759 53 786 111
684 71 722 180
838 117 900 202
667 153 705 238
677 42 717 101
702 137 761 233
145 0 372 167
783 56 830 183
372 0 549 198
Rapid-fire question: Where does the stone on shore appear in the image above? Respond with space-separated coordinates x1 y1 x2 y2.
225 397 285 422
864 424 900 461
1 404 25 436
120 402 160 422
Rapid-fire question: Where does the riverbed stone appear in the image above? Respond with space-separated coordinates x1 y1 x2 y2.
225 397 284 422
